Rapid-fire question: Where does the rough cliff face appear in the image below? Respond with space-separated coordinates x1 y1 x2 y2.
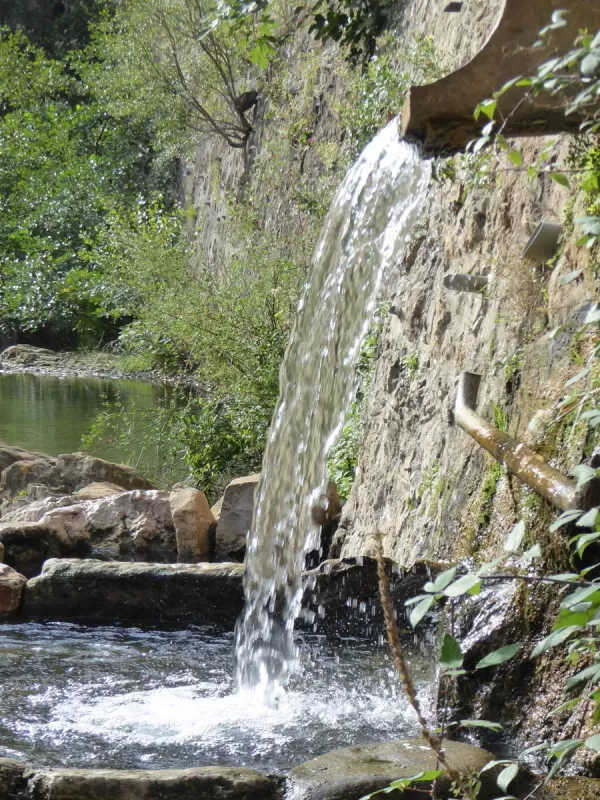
339 140 593 566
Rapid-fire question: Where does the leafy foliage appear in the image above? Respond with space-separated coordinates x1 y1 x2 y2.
306 0 397 63
0 27 173 347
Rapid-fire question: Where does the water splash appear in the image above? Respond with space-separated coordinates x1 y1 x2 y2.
235 120 430 699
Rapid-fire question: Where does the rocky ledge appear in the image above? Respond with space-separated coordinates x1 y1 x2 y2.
2 739 593 800
23 559 245 626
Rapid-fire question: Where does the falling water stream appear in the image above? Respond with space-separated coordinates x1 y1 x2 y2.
235 121 430 699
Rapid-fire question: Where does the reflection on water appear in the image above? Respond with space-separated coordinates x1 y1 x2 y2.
0 623 432 771
0 372 184 482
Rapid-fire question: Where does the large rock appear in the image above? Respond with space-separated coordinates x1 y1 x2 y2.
1 458 56 495
0 563 27 615
215 473 260 561
25 766 279 800
23 559 245 626
0 490 177 575
0 520 89 578
0 447 153 501
169 487 215 561
288 738 531 800
0 442 54 473
54 452 154 493
543 777 600 799
74 482 127 501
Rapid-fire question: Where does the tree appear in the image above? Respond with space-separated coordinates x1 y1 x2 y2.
91 0 275 149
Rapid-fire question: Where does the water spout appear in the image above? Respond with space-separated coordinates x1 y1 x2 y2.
234 121 430 701
454 371 600 511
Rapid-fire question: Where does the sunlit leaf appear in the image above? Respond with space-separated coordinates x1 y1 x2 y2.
475 643 523 670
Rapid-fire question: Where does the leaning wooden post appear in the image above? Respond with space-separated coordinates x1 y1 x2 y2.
454 372 600 512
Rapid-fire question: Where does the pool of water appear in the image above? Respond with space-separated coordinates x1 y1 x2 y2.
0 623 432 772
0 372 186 484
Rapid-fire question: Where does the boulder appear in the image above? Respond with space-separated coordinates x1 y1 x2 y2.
0 491 177 574
215 474 260 561
23 559 245 626
1 458 57 495
288 738 531 800
169 487 215 561
0 520 89 578
54 452 154 493
0 758 29 800
0 563 27 615
0 442 54 472
211 495 224 521
74 482 127 501
62 490 176 561
26 766 279 800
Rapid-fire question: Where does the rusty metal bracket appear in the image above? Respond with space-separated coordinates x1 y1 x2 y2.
454 372 600 512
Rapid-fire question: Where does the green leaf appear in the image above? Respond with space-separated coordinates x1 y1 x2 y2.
584 734 600 752
497 763 519 793
531 626 583 657
550 172 570 188
445 574 481 597
409 595 435 628
522 544 542 560
428 566 457 593
475 99 497 121
404 594 428 606
477 557 505 575
480 759 512 772
475 643 523 670
460 719 503 732
572 465 598 488
440 633 463 669
581 54 600 77
559 584 600 611
559 269 583 285
504 520 525 553
576 508 599 528
549 509 583 532
508 150 522 167
565 664 600 692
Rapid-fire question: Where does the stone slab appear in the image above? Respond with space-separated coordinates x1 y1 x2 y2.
23 559 245 627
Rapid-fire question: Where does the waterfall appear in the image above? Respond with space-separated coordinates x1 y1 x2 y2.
234 120 430 701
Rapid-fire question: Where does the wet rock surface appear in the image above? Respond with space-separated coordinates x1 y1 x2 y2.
23 558 245 626
288 738 529 800
0 564 27 615
543 776 600 799
3 763 280 800
299 557 443 636
0 758 29 800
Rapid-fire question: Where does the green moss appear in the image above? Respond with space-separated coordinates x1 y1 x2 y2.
477 460 504 529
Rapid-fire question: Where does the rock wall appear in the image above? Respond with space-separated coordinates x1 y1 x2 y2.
339 136 593 566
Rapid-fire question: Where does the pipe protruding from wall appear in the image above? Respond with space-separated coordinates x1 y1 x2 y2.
454 372 600 512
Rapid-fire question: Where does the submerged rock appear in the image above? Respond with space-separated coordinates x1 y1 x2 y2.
215 473 260 561
0 563 27 615
23 558 245 626
3 762 279 800
288 738 530 800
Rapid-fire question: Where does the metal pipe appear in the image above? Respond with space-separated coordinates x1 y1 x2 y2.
454 372 600 512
